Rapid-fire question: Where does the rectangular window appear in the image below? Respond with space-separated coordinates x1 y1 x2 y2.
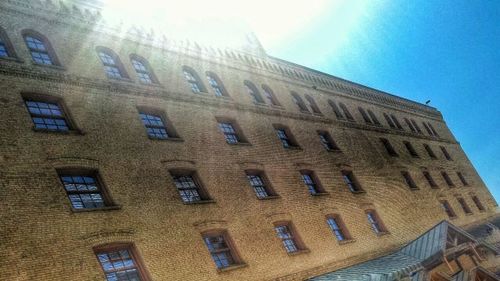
139 112 169 140
440 146 452 161
218 122 239 144
326 215 351 241
380 138 398 157
423 171 438 188
367 110 381 125
471 196 485 211
384 113 396 128
341 170 363 193
440 200 457 218
58 170 112 210
404 118 416 133
411 119 422 134
300 171 325 195
428 123 439 137
274 222 304 253
391 114 403 130
0 42 8 57
358 107 372 124
94 244 149 281
246 171 276 199
317 130 340 151
441 172 455 187
274 125 299 148
24 99 71 132
456 172 469 186
170 171 210 203
422 122 433 136
365 210 388 234
424 144 437 159
401 171 418 189
457 197 472 214
404 141 419 158
203 231 241 269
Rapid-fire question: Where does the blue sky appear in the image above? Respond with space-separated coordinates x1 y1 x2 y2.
262 1 499 203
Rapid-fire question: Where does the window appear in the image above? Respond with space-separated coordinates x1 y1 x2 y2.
139 110 179 140
216 119 247 144
274 222 305 253
305 94 322 114
291 92 309 112
58 170 113 210
22 30 60 66
457 197 472 214
262 85 280 106
441 172 455 187
317 130 340 151
440 146 452 161
273 124 299 148
183 66 206 93
0 27 16 58
244 80 264 103
427 123 439 137
341 170 363 193
365 210 388 234
97 47 128 79
383 113 396 128
202 231 242 269
380 138 398 157
300 170 325 195
339 103 355 121
326 215 351 241
94 243 150 281
367 110 381 125
390 114 403 130
328 100 344 119
456 172 469 186
206 72 228 97
423 171 438 188
404 118 416 133
130 55 157 84
411 119 422 134
403 141 419 158
422 122 433 136
440 200 456 218
24 97 72 132
245 170 277 199
471 196 485 211
358 107 372 124
423 144 437 159
169 170 211 203
401 171 418 189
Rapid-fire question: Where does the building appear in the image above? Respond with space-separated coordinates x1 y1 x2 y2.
0 0 498 280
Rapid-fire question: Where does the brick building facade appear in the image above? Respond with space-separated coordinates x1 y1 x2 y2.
0 0 498 280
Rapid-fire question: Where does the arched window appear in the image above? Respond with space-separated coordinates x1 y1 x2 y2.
291 92 309 112
338 103 355 121
305 94 321 114
0 27 17 58
328 100 344 119
96 47 128 79
130 54 158 84
261 85 280 106
244 80 264 104
206 71 228 97
182 66 206 93
22 30 60 66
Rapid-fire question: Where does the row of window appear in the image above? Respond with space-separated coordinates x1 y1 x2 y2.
380 137 453 161
0 27 442 140
440 195 486 219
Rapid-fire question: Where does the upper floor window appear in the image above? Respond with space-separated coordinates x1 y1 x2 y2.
94 243 151 281
401 171 418 190
440 146 452 161
245 170 277 199
273 124 299 149
380 138 398 157
423 144 437 159
206 72 228 97
383 113 396 128
456 172 469 186
216 118 247 144
404 118 417 133
300 170 326 195
341 170 363 193
317 130 340 151
0 27 16 58
403 141 419 158
58 169 114 210
326 215 351 242
427 122 439 137
24 96 73 132
138 109 178 140
367 110 381 125
410 119 423 134
169 170 211 203
338 103 355 121
244 80 264 103
291 92 309 112
440 200 456 218
23 30 60 66
262 85 280 106
358 107 372 124
457 197 472 214
390 114 403 130
328 100 344 120
305 94 322 114
97 47 128 79
202 230 242 269
130 55 157 84
441 171 455 187
365 210 388 234
274 222 305 253
183 66 206 93
422 122 438 137
423 171 438 188
471 196 485 211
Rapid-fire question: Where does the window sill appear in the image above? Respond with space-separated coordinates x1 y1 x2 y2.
217 263 248 273
71 205 122 213
227 142 252 146
350 190 366 195
338 239 356 245
0 56 24 63
326 149 342 153
409 188 420 191
311 192 329 197
183 199 216 205
287 249 310 256
32 127 84 135
258 195 280 200
31 62 66 71
375 231 390 237
465 213 474 216
284 146 302 151
148 137 184 142
138 81 163 88
108 76 133 83
299 110 311 114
